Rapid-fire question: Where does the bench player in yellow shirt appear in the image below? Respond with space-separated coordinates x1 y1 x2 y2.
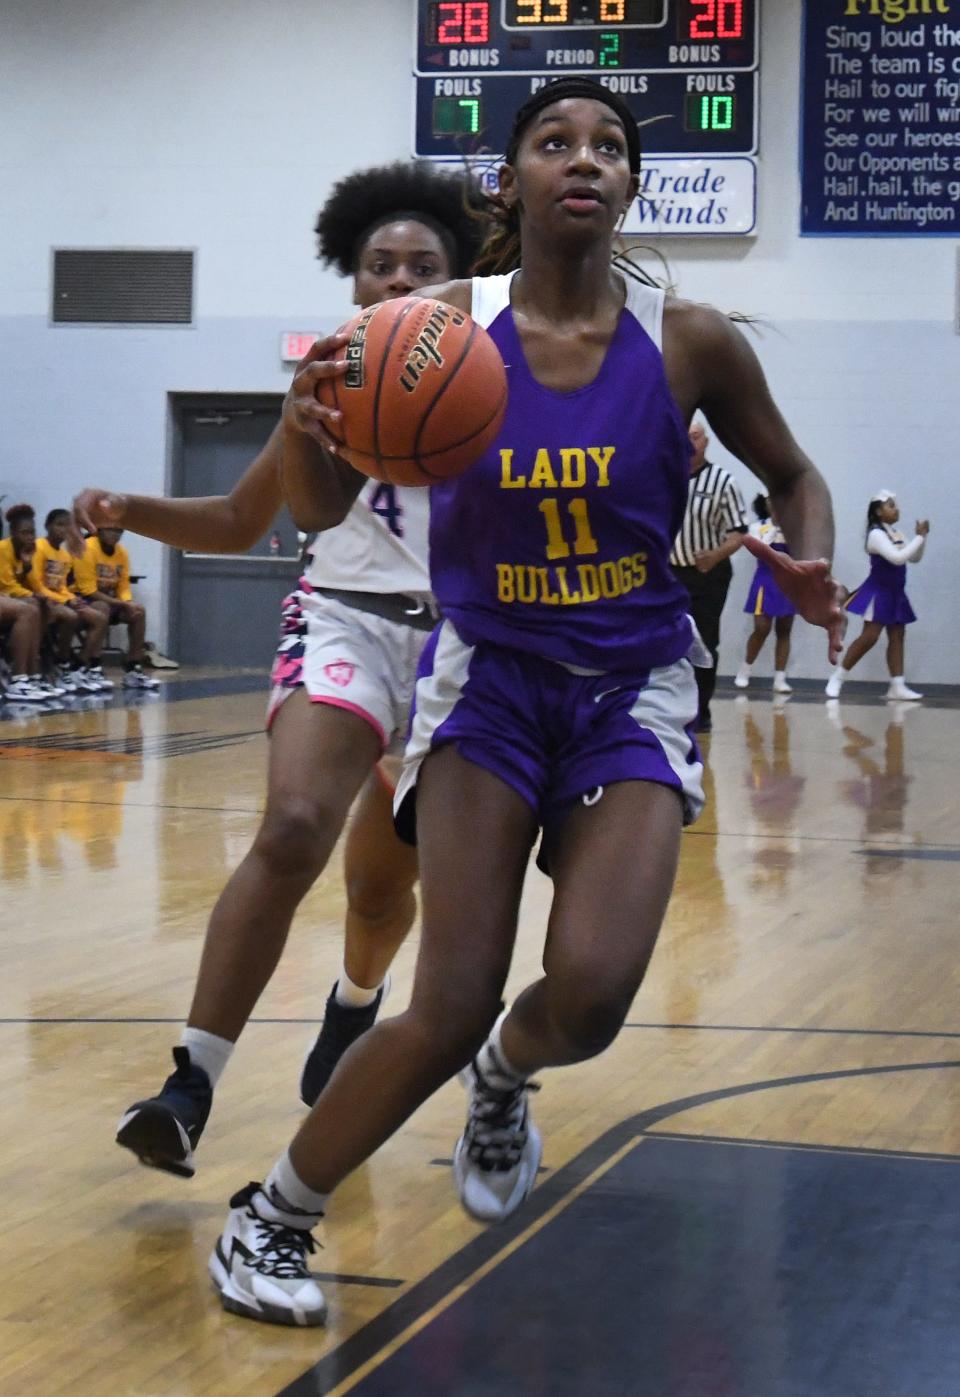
74 526 159 690
0 505 51 702
32 509 111 693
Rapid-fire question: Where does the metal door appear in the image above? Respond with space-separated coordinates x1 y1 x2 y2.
169 395 300 667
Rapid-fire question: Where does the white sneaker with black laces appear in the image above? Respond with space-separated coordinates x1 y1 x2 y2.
34 677 67 699
4 675 50 703
86 665 114 691
454 1059 542 1225
122 665 160 690
71 666 107 694
209 1182 327 1327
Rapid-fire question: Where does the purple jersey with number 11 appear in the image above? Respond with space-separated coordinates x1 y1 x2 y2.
427 273 693 672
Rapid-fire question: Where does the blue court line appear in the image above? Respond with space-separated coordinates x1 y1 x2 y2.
312 1273 403 1290
620 1021 960 1040
858 847 960 861
1 788 952 855
143 672 269 702
0 793 262 815
650 1128 960 1167
278 1058 960 1396
716 676 960 708
0 671 269 723
3 1018 960 1041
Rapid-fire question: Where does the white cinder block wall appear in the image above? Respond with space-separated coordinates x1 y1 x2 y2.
1 0 956 678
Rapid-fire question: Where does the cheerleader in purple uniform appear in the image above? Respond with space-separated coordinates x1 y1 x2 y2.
826 490 929 702
735 494 797 694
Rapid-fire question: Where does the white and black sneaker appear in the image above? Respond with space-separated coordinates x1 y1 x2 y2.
122 665 160 690
34 676 67 700
454 1058 542 1225
209 1182 327 1327
3 675 50 703
115 1046 213 1177
86 664 114 691
71 666 107 694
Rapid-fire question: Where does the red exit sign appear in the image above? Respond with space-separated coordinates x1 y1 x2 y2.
280 332 321 362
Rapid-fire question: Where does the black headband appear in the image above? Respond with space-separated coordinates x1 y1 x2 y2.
506 78 641 174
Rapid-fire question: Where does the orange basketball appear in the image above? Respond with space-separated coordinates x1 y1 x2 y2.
317 296 508 487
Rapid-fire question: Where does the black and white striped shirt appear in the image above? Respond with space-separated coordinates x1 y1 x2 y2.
670 462 748 567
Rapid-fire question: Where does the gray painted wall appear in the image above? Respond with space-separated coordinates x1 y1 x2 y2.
1 0 956 677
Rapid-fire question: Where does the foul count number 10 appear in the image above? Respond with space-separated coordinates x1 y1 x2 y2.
685 92 736 131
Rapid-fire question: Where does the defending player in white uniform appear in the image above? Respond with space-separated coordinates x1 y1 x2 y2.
72 161 487 1178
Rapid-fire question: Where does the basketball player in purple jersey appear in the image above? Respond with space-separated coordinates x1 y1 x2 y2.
73 164 484 1178
209 78 844 1326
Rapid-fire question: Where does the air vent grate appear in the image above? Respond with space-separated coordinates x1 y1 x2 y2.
52 249 194 324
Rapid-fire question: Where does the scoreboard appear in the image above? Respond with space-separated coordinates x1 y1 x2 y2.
414 0 759 160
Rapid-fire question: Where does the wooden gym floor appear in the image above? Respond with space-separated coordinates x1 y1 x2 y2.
1 671 958 1396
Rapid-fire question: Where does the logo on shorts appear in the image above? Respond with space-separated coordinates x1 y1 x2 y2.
324 660 356 688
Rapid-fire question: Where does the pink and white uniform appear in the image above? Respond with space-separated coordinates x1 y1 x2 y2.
268 482 435 755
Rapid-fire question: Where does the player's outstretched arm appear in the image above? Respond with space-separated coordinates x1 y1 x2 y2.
675 305 845 660
73 433 286 554
410 279 472 314
280 334 368 533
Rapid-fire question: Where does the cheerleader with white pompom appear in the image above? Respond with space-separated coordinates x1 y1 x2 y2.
826 490 929 702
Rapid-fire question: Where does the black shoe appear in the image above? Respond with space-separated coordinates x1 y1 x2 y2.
116 1046 213 1177
300 983 385 1107
694 712 713 734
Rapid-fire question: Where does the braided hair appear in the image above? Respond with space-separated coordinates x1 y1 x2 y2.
474 77 656 282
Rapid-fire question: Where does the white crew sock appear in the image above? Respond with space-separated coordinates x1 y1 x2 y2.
825 665 846 699
180 1026 234 1087
334 965 383 1009
887 677 921 700
475 1008 527 1089
773 670 791 692
262 1150 328 1228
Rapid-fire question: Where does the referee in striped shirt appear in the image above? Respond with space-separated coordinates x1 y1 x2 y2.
671 422 749 732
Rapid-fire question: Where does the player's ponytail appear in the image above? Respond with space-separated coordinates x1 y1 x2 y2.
865 499 885 548
472 197 521 275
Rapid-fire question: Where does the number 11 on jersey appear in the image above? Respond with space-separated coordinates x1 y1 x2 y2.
539 498 599 560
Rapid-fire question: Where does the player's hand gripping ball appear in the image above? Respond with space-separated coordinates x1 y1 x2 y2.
315 296 508 486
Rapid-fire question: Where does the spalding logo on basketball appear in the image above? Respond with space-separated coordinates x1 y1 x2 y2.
318 296 508 487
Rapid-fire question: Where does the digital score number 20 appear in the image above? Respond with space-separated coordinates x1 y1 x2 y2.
681 0 744 39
